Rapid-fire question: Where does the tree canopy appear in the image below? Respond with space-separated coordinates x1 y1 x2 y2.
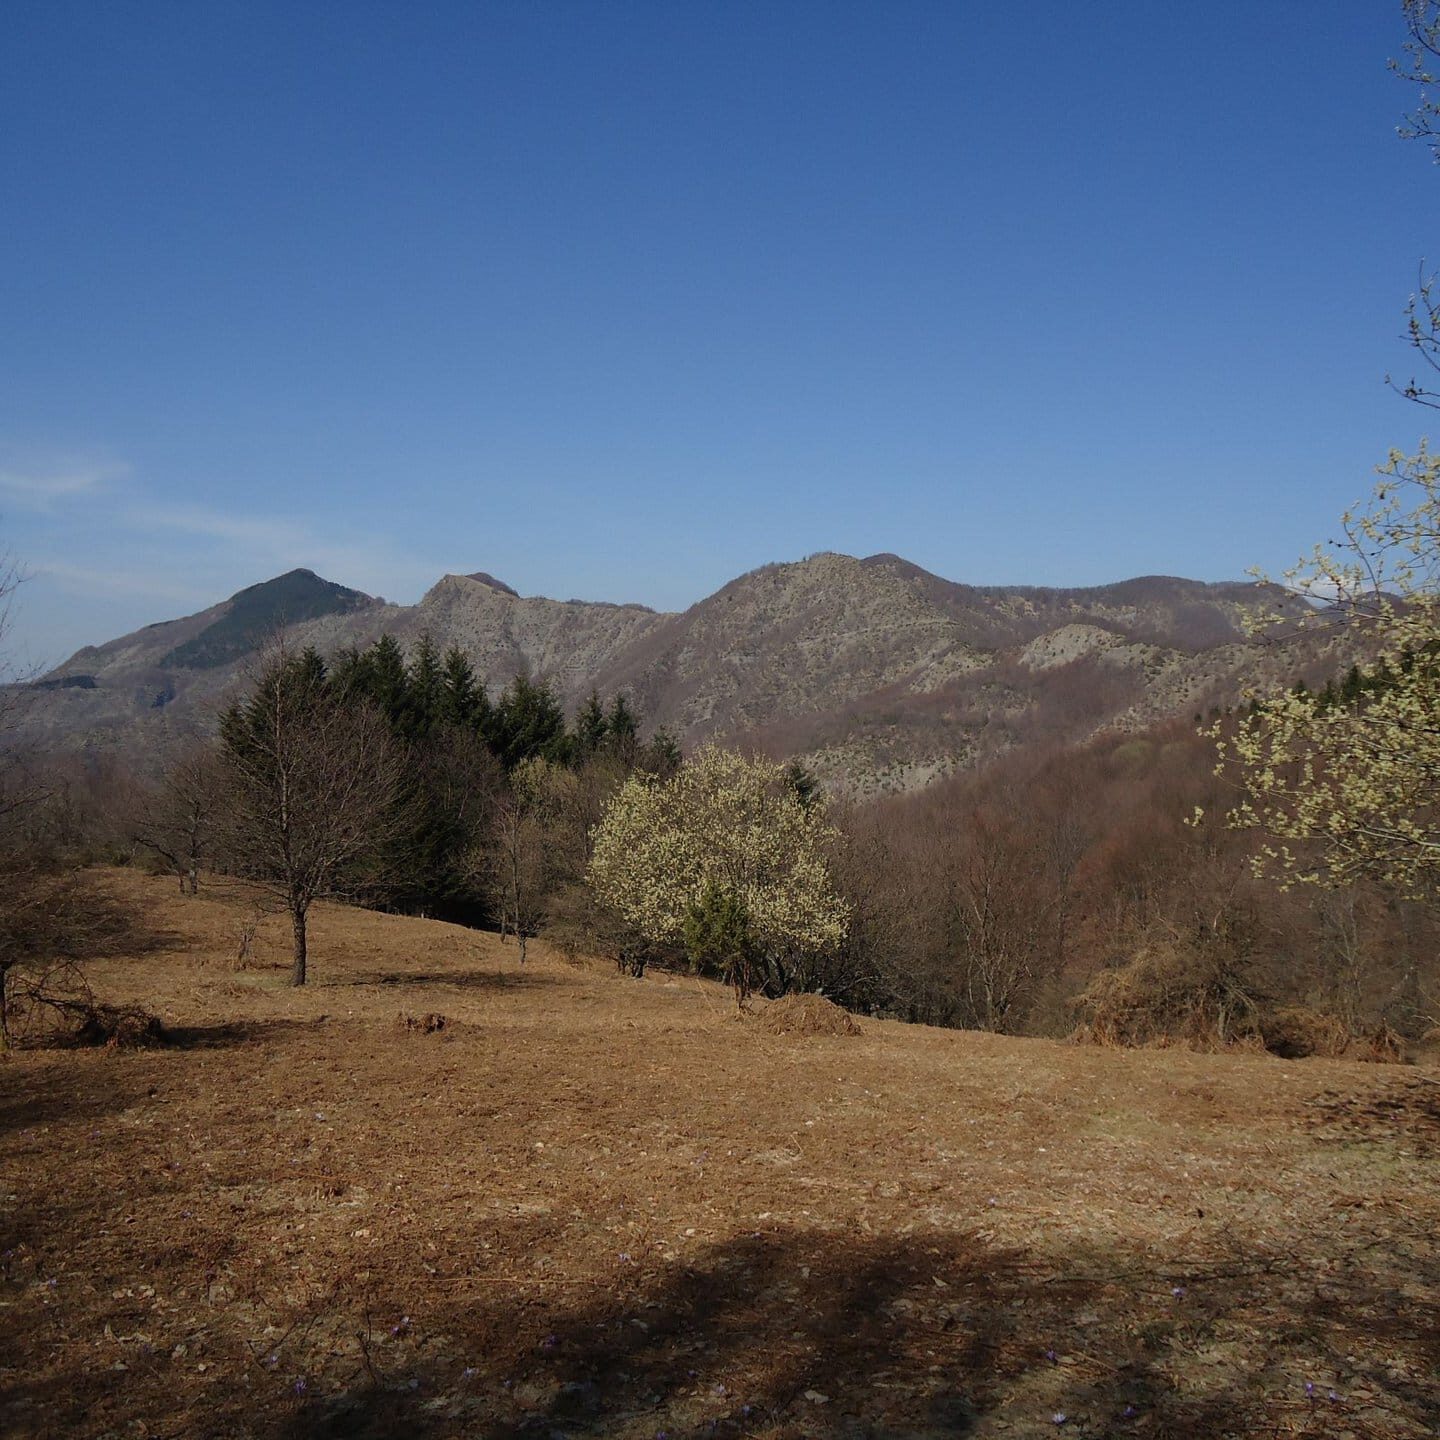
588 746 848 1000
1219 447 1440 902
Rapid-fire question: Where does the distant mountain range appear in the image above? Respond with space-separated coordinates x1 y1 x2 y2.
19 554 1352 794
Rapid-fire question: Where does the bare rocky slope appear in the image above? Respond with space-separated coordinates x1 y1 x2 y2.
18 555 1348 794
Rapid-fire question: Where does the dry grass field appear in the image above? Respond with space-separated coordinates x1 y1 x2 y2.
1 869 1437 1439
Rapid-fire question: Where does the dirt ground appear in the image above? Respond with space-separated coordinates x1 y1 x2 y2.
1 869 1437 1439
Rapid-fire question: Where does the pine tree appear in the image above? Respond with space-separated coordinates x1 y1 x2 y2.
641 726 683 777
491 675 570 768
574 690 608 757
366 634 411 727
440 646 489 732
605 693 638 754
329 645 371 701
784 759 821 809
408 633 444 737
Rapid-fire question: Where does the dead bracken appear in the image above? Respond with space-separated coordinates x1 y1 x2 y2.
753 992 862 1037
396 1010 448 1034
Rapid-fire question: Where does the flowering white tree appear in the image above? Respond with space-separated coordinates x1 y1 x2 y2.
588 746 848 1001
1219 446 1440 902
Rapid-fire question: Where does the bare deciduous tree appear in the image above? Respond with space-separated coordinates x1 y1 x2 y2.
943 804 1059 1032
481 757 570 963
0 552 44 828
131 744 224 894
217 647 408 986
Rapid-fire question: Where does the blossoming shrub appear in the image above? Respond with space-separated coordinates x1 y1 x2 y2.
587 746 849 1001
1220 446 1440 903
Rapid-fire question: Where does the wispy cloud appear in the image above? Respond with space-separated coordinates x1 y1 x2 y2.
35 559 215 608
5 447 461 657
0 462 125 511
137 504 309 551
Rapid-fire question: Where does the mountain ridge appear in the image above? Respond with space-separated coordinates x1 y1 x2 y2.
21 551 1348 795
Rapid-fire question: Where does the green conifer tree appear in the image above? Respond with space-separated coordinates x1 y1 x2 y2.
641 726 683 777
366 634 411 727
407 633 444 737
574 690 608 757
329 645 370 700
440 646 489 732
784 759 821 809
491 675 570 767
605 693 638 757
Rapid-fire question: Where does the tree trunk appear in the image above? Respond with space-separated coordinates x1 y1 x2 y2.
291 906 308 987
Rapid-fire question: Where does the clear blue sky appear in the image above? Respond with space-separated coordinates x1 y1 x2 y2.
1 1 1435 663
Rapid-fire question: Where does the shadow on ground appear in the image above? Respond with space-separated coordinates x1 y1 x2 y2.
341 968 562 992
12 1223 1432 1439
162 1017 338 1049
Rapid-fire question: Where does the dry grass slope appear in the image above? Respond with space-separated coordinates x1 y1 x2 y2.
1 870 1437 1438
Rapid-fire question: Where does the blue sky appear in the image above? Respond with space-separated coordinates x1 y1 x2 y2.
1 2 1435 663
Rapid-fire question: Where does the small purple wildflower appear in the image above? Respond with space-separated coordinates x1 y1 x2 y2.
45 1277 57 1288
1122 1404 1138 1419
264 1353 279 1369
1328 1391 1340 1403
462 1367 478 1381
1052 1414 1068 1427
540 1334 558 1351
1045 1348 1058 1363
1171 1285 1186 1298
741 1404 752 1416
619 1252 632 1263
713 1383 727 1395
293 1378 308 1396
1305 1382 1316 1397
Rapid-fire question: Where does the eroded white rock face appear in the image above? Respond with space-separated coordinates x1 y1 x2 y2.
1019 624 1125 670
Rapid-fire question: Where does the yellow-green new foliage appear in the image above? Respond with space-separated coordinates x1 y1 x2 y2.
587 746 849 957
1221 446 1440 900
